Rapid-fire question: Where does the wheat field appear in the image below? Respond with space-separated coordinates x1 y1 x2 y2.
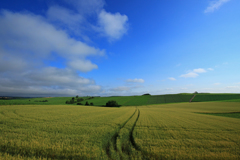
0 102 239 159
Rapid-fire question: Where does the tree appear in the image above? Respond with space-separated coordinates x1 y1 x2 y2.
142 93 151 96
106 100 119 107
90 102 94 106
77 98 84 102
85 101 89 106
65 100 70 104
76 95 79 98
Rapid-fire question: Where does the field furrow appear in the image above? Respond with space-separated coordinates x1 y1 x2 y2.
104 108 150 160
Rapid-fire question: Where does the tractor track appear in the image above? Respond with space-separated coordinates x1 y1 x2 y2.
105 108 145 160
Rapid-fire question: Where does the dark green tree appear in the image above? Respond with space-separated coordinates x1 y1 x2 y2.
106 100 119 107
65 100 70 104
77 98 84 102
85 101 89 106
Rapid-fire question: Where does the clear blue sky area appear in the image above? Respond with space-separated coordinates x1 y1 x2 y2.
0 0 239 97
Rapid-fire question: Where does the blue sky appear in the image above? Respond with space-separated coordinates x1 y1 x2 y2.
0 0 239 97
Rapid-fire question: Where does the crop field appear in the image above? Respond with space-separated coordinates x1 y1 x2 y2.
134 102 240 159
81 94 195 106
1 102 240 159
192 94 240 102
147 94 194 104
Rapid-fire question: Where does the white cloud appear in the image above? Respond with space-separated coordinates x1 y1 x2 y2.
193 68 206 73
180 72 199 78
47 1 128 42
68 59 98 72
64 0 105 15
47 6 84 26
204 0 231 13
0 0 129 97
168 77 176 81
110 86 130 92
126 78 145 83
27 67 95 86
180 68 209 78
208 68 214 71
176 63 181 67
47 5 85 36
0 55 27 72
223 62 228 65
0 10 104 96
226 86 240 89
180 88 187 90
98 9 128 40
0 10 103 72
0 67 101 97
225 86 240 92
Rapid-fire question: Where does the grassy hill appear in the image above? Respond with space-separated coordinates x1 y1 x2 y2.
191 94 240 102
0 93 239 106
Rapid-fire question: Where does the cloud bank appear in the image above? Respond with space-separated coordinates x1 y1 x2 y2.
47 0 128 41
0 0 130 97
0 10 104 96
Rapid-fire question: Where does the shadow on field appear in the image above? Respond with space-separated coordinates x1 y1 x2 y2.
0 144 94 160
196 111 240 119
100 105 122 108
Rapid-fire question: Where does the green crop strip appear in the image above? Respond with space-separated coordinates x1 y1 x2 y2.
197 112 240 119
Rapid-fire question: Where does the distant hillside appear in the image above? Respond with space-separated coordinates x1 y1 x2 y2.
0 93 240 106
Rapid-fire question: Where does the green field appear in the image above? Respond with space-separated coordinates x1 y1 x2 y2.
1 102 240 159
0 97 71 105
1 93 240 106
198 112 240 119
192 94 240 102
79 94 196 106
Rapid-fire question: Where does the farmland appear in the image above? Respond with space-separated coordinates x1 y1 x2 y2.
1 93 240 106
0 101 240 159
191 94 240 102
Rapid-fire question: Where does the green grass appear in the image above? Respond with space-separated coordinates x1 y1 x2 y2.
1 93 239 106
81 96 136 106
1 102 240 159
148 94 194 104
124 95 151 106
82 94 195 106
0 97 73 105
192 94 240 102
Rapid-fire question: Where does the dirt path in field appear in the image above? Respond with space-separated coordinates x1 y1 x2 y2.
189 95 196 102
104 108 146 160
